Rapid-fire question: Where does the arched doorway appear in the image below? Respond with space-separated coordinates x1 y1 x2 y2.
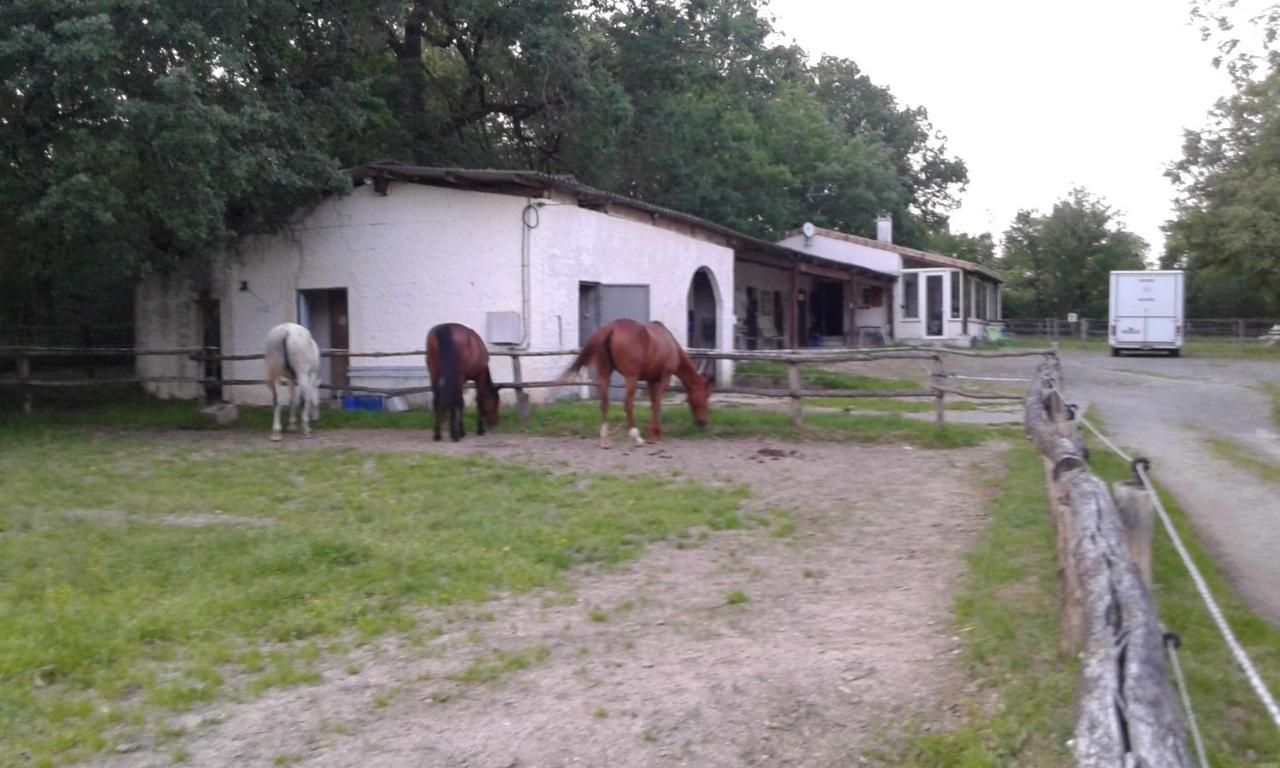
687 267 718 350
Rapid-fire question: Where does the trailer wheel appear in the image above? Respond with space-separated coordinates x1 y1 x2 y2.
1170 349 1181 358
1111 347 1121 357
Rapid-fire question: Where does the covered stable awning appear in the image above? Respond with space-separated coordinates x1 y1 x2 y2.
734 241 896 348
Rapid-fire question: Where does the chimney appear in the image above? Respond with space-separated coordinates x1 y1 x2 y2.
875 212 893 244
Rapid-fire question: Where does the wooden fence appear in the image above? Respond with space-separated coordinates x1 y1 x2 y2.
0 344 1048 423
1024 356 1190 766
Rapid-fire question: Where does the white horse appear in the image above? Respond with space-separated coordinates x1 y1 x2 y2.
264 323 321 441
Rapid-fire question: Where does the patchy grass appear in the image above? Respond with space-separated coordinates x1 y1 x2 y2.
1206 434 1280 486
509 400 1012 449
2 392 1010 450
453 646 551 684
804 396 981 412
0 434 746 766
1002 336 1280 359
871 444 1074 765
734 360 918 390
724 590 750 605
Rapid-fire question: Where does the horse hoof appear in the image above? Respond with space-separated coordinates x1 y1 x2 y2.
270 432 283 442
433 435 442 442
628 427 646 446
302 432 312 439
599 440 612 450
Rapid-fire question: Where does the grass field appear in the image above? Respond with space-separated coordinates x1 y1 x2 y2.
1 395 1010 450
879 425 1280 765
0 428 756 766
1002 336 1280 359
0 390 1017 765
733 360 918 390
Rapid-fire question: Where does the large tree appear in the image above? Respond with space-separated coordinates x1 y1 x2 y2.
1164 3 1280 316
1 0 972 332
0 0 391 329
1000 189 1148 318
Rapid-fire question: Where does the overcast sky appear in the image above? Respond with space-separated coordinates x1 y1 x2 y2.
768 0 1242 257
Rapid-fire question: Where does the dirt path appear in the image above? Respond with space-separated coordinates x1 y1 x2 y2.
102 431 1001 768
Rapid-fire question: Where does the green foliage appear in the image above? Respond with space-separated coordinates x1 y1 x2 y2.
1165 60 1280 316
999 188 1148 318
2 0 975 331
0 434 746 764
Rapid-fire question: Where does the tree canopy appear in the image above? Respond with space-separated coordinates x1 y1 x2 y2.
1000 189 1148 319
0 0 974 331
1163 3 1280 317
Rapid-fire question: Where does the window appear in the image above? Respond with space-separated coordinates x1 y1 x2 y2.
903 273 919 319
859 285 883 308
975 281 989 321
989 284 999 320
950 271 961 319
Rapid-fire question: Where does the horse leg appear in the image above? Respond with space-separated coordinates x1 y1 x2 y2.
299 385 311 438
597 365 612 449
648 379 668 442
432 389 443 442
475 381 486 436
270 381 283 441
624 377 645 446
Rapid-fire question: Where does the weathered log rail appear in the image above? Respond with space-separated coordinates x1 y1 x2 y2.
1 344 1045 422
1025 356 1190 767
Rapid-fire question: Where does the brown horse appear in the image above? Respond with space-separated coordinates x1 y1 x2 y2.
426 323 500 442
559 319 711 448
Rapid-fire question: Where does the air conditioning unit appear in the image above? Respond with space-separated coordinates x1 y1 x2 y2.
485 311 523 345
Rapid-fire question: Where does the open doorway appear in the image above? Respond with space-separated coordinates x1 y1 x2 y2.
686 268 718 349
196 295 222 400
297 288 349 394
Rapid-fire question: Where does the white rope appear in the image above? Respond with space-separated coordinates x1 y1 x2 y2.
1134 460 1280 730
1068 400 1280 732
1165 634 1212 768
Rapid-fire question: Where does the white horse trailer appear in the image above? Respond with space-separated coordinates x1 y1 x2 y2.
1108 270 1185 356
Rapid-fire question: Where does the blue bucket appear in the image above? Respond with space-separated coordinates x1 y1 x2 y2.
341 395 384 412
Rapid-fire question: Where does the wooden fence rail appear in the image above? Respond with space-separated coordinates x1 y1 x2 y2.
1024 357 1190 767
2 344 1052 421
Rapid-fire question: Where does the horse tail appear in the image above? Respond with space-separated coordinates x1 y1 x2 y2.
433 325 464 412
558 327 613 383
280 327 297 382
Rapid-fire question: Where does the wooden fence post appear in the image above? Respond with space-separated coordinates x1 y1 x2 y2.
1112 479 1154 588
787 361 802 427
510 354 531 423
17 352 32 414
1237 318 1246 348
931 354 945 427
1080 318 1089 345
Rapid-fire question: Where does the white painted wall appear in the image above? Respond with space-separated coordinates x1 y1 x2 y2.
135 182 735 407
213 183 526 405
528 200 735 388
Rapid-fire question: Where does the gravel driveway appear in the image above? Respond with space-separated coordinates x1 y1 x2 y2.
1057 350 1280 623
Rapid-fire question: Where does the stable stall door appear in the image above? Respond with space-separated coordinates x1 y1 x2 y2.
297 288 350 393
925 273 945 338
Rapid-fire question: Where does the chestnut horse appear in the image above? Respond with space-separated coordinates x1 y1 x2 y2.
559 319 711 448
426 323 499 442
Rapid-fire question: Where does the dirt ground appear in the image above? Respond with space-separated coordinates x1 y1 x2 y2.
100 430 1004 768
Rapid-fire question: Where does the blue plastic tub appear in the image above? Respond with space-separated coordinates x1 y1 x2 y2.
341 395 384 412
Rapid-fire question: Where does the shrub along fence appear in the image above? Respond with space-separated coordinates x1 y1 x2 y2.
0 344 1048 423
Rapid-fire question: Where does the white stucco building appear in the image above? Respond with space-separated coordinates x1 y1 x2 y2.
136 165 899 405
776 216 1004 346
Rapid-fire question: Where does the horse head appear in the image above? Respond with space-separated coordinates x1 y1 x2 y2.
478 376 501 428
687 372 712 428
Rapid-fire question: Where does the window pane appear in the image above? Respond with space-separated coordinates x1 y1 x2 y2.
950 271 961 319
903 274 918 318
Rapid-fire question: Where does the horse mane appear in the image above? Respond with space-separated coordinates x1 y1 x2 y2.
433 324 464 412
